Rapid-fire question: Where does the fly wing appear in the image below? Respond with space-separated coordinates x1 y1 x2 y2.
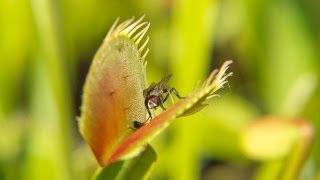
143 82 157 98
157 74 172 90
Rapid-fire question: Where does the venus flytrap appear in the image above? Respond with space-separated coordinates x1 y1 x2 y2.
79 16 150 167
78 16 232 178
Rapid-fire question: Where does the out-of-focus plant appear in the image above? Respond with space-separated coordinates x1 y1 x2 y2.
241 117 314 180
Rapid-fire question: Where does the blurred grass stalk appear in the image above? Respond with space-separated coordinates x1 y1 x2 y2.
168 0 217 179
24 0 73 179
0 1 29 117
0 0 32 179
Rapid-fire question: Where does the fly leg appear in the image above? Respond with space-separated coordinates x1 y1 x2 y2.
132 107 153 130
163 88 184 102
159 96 166 110
171 88 183 99
146 108 152 121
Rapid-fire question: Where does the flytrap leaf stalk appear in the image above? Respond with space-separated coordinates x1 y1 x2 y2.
78 16 233 167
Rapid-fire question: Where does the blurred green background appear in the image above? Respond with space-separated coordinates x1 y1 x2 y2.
0 0 319 179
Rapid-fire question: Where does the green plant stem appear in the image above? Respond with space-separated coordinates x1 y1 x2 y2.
281 121 314 180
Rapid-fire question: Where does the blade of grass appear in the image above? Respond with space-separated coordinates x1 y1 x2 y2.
24 0 73 179
169 0 218 179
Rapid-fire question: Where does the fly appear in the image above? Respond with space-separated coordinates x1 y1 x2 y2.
133 74 183 129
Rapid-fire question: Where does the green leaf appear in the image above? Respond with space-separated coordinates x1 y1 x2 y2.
95 144 157 180
116 144 157 180
95 161 124 180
